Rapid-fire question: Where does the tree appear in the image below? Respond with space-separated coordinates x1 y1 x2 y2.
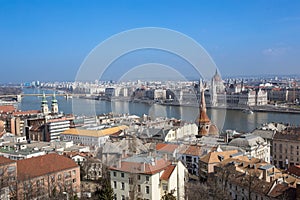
93 166 114 200
93 178 114 200
161 190 176 200
185 182 210 200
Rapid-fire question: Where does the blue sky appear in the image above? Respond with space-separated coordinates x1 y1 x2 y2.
0 0 300 82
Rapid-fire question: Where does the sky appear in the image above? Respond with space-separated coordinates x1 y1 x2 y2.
0 0 300 83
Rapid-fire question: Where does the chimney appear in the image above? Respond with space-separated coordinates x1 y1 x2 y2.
151 158 156 166
140 162 145 172
224 132 229 143
262 169 270 182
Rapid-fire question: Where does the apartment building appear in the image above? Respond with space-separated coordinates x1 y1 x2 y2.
0 156 17 200
61 125 128 147
272 127 300 169
16 154 80 199
109 154 187 200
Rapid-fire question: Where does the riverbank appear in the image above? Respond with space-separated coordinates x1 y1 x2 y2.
77 95 300 115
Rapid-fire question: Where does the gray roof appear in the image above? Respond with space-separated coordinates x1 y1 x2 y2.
229 134 265 148
122 153 162 164
251 129 275 140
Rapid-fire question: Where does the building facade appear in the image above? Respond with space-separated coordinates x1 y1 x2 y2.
272 127 300 169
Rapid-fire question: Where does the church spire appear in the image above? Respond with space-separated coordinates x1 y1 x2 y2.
197 80 219 137
41 92 49 115
51 92 59 114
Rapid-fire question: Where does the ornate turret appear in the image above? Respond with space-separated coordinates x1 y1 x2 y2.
51 93 59 114
197 82 219 137
41 92 49 115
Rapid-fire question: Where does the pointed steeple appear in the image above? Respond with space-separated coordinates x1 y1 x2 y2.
41 92 47 104
41 92 49 115
51 92 59 114
197 82 219 137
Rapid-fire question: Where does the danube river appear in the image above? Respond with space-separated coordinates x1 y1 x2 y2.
18 88 300 133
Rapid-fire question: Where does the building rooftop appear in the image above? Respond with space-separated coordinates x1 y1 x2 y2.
156 143 179 153
110 154 171 175
17 153 78 181
200 150 238 164
160 165 175 181
229 134 265 148
0 105 16 113
62 125 128 137
274 127 300 141
0 156 15 165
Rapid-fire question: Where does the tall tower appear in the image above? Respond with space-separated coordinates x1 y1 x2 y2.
51 93 59 114
197 84 219 137
41 93 49 115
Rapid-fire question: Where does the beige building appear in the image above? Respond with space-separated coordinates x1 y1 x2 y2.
61 125 128 147
273 127 300 169
16 154 81 199
109 154 187 200
228 134 270 162
0 154 80 200
0 156 17 200
213 156 299 200
199 150 238 180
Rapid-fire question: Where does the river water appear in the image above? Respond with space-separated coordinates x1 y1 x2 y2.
18 88 300 133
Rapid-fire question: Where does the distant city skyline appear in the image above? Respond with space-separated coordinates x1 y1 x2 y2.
0 0 300 83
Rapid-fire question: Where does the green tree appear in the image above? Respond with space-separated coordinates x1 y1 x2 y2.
161 190 176 200
93 178 114 200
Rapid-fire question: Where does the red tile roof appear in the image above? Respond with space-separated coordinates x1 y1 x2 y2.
200 150 238 164
287 165 300 177
267 183 290 198
160 165 175 181
181 145 202 156
17 154 78 181
0 156 15 165
0 105 16 113
156 143 179 153
13 110 40 116
110 158 171 175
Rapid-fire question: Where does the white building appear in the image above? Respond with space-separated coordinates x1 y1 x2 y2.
167 123 198 142
45 119 71 141
61 125 128 147
109 154 187 200
228 134 270 162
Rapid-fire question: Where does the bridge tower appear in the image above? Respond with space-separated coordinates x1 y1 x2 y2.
41 93 49 115
51 93 59 114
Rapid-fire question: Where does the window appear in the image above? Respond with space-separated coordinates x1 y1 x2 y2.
41 178 44 185
7 166 16 173
58 174 61 180
64 171 71 178
113 181 117 189
146 176 149 181
114 194 117 200
72 170 76 175
121 182 125 190
121 195 125 200
121 173 124 178
129 177 133 185
138 175 141 180
113 171 117 177
146 186 150 194
73 178 76 183
194 157 197 163
138 185 141 192
162 184 168 191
